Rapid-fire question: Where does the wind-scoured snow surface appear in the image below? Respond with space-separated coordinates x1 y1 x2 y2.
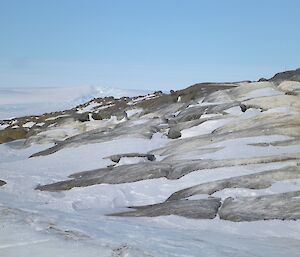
0 86 149 120
1 75 300 257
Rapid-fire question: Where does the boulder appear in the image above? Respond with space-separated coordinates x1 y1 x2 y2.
167 128 181 139
74 112 90 122
107 153 156 163
239 104 248 112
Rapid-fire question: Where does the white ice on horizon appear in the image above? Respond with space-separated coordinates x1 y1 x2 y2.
0 86 149 120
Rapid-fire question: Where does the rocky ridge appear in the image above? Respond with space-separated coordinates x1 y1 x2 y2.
1 68 300 222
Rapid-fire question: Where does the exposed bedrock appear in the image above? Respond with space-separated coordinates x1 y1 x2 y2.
168 102 238 124
0 180 6 186
108 198 221 219
0 127 28 144
219 191 300 221
153 115 300 158
110 190 300 221
268 68 300 83
167 165 300 201
30 120 161 157
36 162 172 191
36 154 300 192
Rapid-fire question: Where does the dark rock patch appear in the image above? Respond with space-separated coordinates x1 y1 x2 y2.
166 166 300 201
0 180 6 186
258 77 268 82
240 104 248 112
108 198 221 219
35 154 300 192
36 162 172 191
73 112 90 122
219 191 300 221
167 128 181 139
0 127 28 144
30 120 161 157
285 91 298 96
106 153 156 163
269 68 300 83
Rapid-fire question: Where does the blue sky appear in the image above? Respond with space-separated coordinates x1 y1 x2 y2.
0 0 299 90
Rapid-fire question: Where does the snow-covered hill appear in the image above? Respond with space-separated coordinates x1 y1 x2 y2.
0 69 300 257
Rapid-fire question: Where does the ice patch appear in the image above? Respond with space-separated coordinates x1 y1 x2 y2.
22 122 36 128
181 118 233 138
126 108 143 118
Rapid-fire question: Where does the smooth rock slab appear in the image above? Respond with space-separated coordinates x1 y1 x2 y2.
108 198 221 219
30 120 161 157
36 162 172 191
36 155 300 192
167 165 300 201
219 191 300 222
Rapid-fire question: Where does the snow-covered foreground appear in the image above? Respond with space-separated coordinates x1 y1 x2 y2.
1 71 300 256
1 137 300 257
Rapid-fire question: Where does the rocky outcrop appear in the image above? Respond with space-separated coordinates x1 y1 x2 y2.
36 154 300 192
3 69 300 223
219 191 300 221
30 119 161 157
108 198 221 219
0 127 28 144
0 180 6 186
36 162 172 191
167 165 300 201
269 68 300 83
110 190 300 221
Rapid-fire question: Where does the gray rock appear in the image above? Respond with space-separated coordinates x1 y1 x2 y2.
73 112 90 122
107 153 156 163
30 119 161 157
240 104 248 112
219 191 300 221
36 162 172 191
35 154 300 192
167 166 300 201
167 128 181 139
108 198 221 219
258 77 268 82
269 68 300 83
153 112 300 159
0 180 6 186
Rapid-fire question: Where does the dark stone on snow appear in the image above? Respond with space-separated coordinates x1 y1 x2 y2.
107 153 156 163
240 104 248 112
